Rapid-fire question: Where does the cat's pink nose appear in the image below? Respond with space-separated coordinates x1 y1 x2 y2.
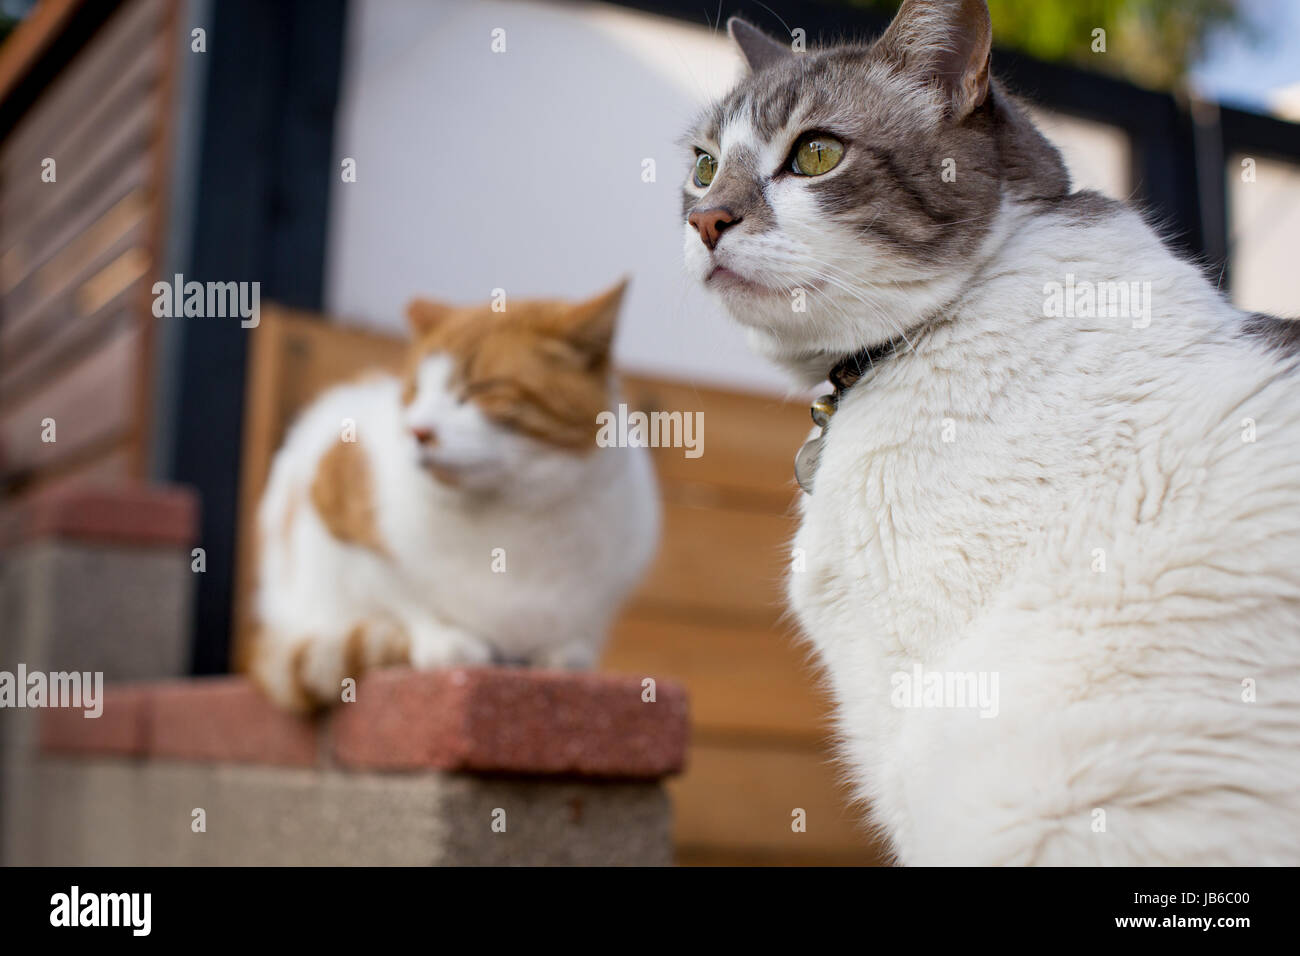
411 426 437 446
688 206 741 250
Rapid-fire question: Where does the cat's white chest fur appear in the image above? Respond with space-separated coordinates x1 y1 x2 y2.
787 208 1300 866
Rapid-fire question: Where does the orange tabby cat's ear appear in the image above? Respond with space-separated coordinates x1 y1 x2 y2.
406 298 454 337
553 278 628 359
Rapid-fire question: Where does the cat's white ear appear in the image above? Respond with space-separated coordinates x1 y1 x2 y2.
558 278 628 359
728 17 792 72
406 298 454 337
878 0 992 119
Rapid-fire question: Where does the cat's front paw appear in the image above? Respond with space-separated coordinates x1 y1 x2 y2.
408 622 494 670
532 639 600 671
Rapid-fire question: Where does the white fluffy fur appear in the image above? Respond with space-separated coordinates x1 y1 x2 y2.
255 353 659 702
688 110 1300 864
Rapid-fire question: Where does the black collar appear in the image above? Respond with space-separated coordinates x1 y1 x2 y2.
795 336 911 495
826 337 909 395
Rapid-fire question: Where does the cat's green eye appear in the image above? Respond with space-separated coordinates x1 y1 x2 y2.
693 151 718 187
791 134 844 176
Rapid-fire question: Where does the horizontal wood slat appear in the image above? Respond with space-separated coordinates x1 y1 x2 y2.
18 443 134 497
4 181 149 299
603 612 828 741
0 325 139 480
668 740 886 863
629 499 795 628
1 27 161 188
0 0 162 190
0 0 82 106
3 216 150 369
0 91 157 264
622 374 809 513
0 302 138 404
1 155 152 296
0 45 160 241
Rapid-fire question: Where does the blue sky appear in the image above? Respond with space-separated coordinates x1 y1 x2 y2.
1192 0 1300 113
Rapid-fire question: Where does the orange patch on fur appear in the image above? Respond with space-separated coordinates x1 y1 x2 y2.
348 619 411 674
310 439 386 555
250 620 411 713
288 640 317 713
342 626 366 683
402 281 627 450
336 620 412 702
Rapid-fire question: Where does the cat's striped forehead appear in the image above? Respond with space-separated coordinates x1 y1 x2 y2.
399 290 622 450
689 46 931 150
682 36 1035 267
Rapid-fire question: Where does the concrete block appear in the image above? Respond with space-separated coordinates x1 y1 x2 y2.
20 541 194 680
12 757 674 866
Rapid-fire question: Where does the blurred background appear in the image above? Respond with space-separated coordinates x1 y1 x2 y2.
0 0 1298 866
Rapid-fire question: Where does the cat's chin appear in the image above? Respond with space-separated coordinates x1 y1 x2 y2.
704 265 791 299
417 456 504 491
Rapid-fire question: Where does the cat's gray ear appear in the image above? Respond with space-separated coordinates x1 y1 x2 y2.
878 0 992 118
728 17 792 72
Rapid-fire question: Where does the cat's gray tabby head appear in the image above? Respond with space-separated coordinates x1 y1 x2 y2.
682 0 1069 378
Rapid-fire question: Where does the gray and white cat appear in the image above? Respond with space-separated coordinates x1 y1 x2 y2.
683 0 1300 864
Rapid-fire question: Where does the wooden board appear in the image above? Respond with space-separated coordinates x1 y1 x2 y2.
621 374 810 513
629 499 797 628
0 0 84 106
0 0 175 494
604 612 829 742
669 740 888 864
19 443 134 496
0 324 138 481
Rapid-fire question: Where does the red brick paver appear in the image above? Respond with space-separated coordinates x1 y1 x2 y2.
40 668 689 781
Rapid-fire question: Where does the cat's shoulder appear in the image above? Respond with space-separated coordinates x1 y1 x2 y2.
296 372 400 421
1239 311 1300 358
1028 189 1128 224
279 372 402 451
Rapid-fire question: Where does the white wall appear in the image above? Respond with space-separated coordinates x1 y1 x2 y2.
1229 153 1300 317
326 0 1133 396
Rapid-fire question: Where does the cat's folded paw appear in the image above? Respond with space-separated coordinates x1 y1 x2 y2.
408 622 494 670
250 638 334 712
532 639 600 671
251 619 411 711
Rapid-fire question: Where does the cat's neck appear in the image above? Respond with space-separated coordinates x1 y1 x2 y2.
787 192 1229 390
766 195 1023 386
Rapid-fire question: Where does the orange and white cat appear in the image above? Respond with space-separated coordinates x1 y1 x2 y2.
251 282 660 710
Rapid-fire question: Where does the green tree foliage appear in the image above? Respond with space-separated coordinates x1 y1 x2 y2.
844 0 1247 90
